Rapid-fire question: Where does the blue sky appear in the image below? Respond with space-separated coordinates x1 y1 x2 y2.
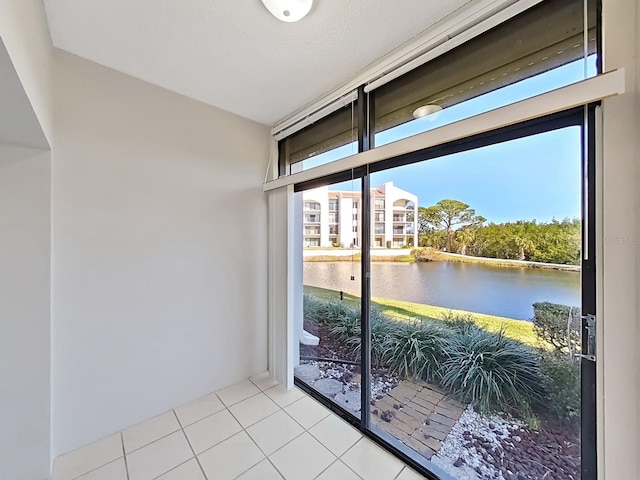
305 57 597 224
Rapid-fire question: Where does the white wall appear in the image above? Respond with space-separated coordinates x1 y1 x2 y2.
0 145 51 480
51 50 271 455
0 0 53 144
600 0 640 478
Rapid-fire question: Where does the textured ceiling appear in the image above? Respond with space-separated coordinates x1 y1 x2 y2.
43 0 472 126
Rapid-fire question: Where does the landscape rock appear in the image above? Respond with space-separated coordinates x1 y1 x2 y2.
294 364 320 383
314 378 343 398
334 391 361 412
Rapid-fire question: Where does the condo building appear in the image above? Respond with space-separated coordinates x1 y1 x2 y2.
302 182 418 248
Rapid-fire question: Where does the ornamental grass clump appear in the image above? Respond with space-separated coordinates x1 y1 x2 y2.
303 294 326 322
349 314 395 366
381 320 446 381
329 309 361 342
440 327 544 415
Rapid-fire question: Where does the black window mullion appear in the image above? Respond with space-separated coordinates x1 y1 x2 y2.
581 104 598 479
357 85 373 430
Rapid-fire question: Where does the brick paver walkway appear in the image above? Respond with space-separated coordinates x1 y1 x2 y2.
372 380 466 459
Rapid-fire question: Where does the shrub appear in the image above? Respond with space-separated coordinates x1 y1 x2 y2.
350 311 394 366
381 320 445 381
386 240 392 249
532 302 580 352
330 310 361 342
323 301 356 325
440 328 544 414
540 350 581 425
303 294 326 321
440 311 478 333
411 247 436 262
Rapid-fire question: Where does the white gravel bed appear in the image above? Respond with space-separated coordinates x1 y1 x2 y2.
432 405 524 480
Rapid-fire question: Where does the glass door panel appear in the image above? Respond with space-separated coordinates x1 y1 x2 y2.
296 175 362 419
367 127 584 479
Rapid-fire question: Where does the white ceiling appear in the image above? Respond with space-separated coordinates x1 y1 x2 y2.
43 0 472 126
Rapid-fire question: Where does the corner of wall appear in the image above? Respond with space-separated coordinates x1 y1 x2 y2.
0 0 54 146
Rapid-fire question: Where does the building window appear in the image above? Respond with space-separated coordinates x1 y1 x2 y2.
305 214 321 223
329 225 338 235
375 211 385 222
393 226 404 235
353 213 358 221
305 225 320 235
374 198 385 210
328 212 338 223
304 201 321 210
352 225 358 233
304 237 320 247
375 223 385 235
328 199 339 211
393 214 405 222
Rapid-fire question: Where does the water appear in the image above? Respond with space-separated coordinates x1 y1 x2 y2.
303 261 581 320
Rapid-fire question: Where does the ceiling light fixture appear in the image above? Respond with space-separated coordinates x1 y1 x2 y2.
412 104 443 120
261 0 313 22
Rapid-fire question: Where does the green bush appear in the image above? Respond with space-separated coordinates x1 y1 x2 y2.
323 301 357 325
303 294 326 321
532 302 580 352
540 351 581 424
330 311 361 342
381 320 445 381
411 247 436 262
349 312 394 366
440 311 478 333
440 328 544 414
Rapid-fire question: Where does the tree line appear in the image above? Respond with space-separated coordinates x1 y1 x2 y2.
417 199 581 265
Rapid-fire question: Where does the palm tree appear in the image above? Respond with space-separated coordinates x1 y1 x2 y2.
513 235 535 261
456 227 476 256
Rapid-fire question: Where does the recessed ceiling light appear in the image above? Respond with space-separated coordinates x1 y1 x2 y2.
261 0 313 22
412 104 443 120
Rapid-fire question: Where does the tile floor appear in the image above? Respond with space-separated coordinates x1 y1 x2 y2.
52 373 426 480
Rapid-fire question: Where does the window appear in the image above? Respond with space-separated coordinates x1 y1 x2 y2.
305 214 320 223
304 225 320 235
328 212 338 223
304 201 321 210
289 2 599 476
329 225 338 235
279 101 358 174
328 199 339 211
374 0 597 147
304 237 320 247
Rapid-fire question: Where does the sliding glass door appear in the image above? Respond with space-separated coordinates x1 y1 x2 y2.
295 174 363 420
295 107 596 480
366 123 588 480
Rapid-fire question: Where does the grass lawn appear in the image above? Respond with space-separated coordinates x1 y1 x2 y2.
304 285 538 346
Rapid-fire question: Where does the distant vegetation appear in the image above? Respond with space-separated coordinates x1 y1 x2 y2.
417 199 581 265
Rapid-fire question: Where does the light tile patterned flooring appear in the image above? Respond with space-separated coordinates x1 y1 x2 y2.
52 373 426 480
